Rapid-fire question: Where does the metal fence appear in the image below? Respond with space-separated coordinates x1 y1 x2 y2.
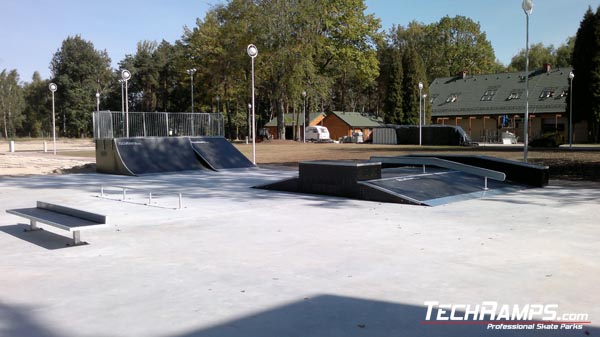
93 111 224 139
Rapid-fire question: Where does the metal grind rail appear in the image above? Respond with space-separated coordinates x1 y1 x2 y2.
370 156 506 190
99 185 183 209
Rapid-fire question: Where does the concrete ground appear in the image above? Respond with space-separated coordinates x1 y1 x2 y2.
0 168 598 337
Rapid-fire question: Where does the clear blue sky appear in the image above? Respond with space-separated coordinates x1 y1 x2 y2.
1 0 599 82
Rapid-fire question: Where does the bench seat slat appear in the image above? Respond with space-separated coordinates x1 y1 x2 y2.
6 208 106 232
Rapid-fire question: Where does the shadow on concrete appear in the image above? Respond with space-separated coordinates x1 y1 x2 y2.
482 180 600 207
0 302 62 337
171 295 597 337
1 295 595 337
0 224 75 250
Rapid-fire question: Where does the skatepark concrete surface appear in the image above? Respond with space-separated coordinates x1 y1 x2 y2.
0 167 599 337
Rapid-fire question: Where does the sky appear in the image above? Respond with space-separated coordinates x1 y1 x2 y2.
1 0 599 83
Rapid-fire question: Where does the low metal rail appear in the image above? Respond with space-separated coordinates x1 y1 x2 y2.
370 156 506 190
99 185 183 209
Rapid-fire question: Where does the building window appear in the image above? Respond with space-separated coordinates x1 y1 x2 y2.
445 93 459 103
481 87 498 101
539 88 556 99
507 91 521 100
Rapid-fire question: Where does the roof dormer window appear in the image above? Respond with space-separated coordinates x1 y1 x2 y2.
539 88 555 99
445 93 459 103
481 87 498 101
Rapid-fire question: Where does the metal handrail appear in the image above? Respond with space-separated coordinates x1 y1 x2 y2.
370 156 506 190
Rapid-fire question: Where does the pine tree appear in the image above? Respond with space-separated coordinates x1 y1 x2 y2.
572 6 600 141
401 47 427 125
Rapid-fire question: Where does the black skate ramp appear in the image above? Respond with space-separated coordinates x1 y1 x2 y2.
96 137 205 175
96 136 254 175
190 137 255 170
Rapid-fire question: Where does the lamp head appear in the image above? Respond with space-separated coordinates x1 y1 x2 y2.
247 44 258 58
522 0 533 15
49 83 57 92
418 82 423 90
121 69 131 81
569 71 575 80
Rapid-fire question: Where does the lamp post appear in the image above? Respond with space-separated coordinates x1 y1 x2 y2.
121 69 131 137
49 83 57 155
522 0 533 162
186 68 197 112
95 91 100 138
569 71 574 148
118 79 125 136
422 94 428 127
216 95 220 114
302 91 307 143
248 103 252 143
247 44 258 164
418 82 423 146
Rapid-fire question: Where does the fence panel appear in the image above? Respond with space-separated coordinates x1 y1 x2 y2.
93 111 224 139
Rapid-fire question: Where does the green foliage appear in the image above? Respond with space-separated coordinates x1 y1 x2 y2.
401 47 427 125
0 69 25 138
50 35 112 137
20 72 51 137
572 6 600 141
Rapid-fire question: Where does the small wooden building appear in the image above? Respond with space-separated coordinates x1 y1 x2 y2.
264 112 326 140
321 111 384 141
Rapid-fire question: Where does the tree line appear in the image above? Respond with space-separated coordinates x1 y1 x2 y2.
2 0 594 141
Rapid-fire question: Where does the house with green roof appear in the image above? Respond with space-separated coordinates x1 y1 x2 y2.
264 112 326 140
321 111 384 141
429 64 585 143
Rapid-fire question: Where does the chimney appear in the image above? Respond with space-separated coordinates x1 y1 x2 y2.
543 63 551 73
459 70 468 79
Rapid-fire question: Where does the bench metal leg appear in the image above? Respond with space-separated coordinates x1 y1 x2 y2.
25 220 42 232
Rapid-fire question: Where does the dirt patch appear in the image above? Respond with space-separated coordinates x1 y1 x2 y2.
1 139 599 181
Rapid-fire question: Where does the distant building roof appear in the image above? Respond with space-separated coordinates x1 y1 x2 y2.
328 111 384 127
430 66 572 117
264 112 326 127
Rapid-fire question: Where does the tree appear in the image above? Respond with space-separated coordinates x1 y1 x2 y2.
50 35 112 137
556 37 575 68
508 43 558 71
0 69 24 139
572 6 600 142
424 16 496 80
401 47 427 125
20 72 51 137
379 45 403 123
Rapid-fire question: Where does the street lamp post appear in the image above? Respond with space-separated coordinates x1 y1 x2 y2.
522 0 533 162
121 70 131 137
569 71 574 148
96 91 100 138
49 83 57 155
422 94 428 127
248 103 252 143
247 44 258 165
302 91 307 143
186 68 197 112
418 82 423 146
216 95 220 114
118 79 125 136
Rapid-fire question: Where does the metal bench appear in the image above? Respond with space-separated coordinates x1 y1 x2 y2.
6 201 108 246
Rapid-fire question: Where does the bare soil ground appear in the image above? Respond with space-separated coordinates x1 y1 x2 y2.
1 138 599 180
